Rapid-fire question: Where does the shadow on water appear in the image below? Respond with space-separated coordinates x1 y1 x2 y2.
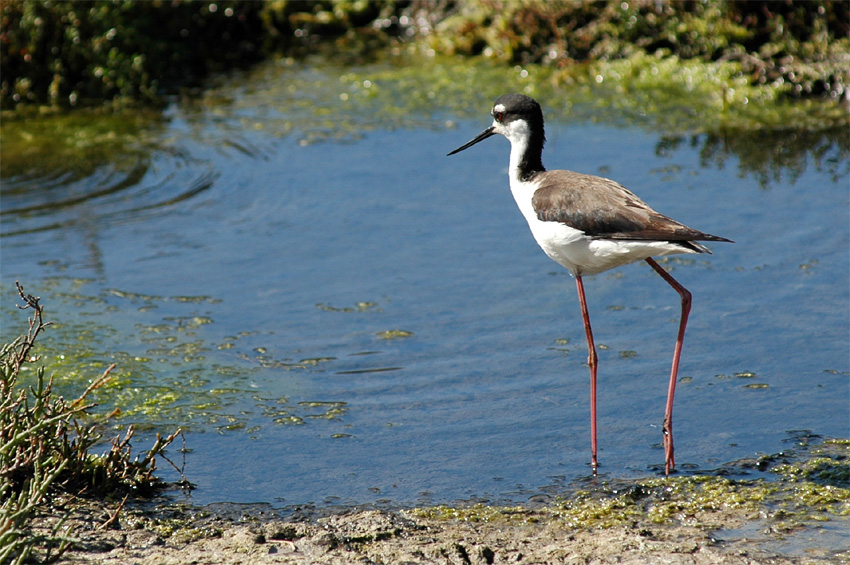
1 53 848 508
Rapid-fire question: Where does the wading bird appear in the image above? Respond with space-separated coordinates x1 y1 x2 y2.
448 93 732 475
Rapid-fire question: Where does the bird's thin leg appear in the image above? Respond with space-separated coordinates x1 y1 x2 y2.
645 257 692 476
575 275 598 475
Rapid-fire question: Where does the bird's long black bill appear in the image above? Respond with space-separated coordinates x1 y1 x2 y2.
446 126 496 156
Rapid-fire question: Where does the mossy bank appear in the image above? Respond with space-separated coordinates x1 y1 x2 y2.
2 0 848 112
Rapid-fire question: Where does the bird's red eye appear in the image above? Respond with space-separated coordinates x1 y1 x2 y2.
494 111 504 122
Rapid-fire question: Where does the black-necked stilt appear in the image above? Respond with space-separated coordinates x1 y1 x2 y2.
448 93 732 475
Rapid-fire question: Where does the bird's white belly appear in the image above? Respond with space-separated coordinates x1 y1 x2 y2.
529 222 692 275
509 177 696 276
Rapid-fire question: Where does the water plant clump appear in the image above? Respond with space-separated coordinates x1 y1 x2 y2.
0 283 185 564
0 0 404 109
1 1 847 110
421 0 849 101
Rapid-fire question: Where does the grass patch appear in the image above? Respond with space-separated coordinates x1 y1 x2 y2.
0 282 185 564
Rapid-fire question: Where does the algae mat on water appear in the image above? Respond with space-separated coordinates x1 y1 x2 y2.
4 50 845 193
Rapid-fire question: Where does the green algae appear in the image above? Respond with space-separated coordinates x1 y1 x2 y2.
299 401 348 421
0 106 166 180
153 49 845 194
415 504 538 525
571 50 848 130
0 279 351 434
417 475 773 529
301 47 848 134
415 439 850 533
376 329 413 340
316 301 381 312
0 285 183 564
774 440 850 489
181 44 848 146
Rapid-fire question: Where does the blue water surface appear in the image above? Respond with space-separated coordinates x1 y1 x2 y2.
2 58 848 509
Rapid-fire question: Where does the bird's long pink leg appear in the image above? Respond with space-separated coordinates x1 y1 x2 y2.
645 257 692 476
575 275 598 475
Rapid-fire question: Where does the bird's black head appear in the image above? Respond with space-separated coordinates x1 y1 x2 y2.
490 93 544 130
447 93 546 158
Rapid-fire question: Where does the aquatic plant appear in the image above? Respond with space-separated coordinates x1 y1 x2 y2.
1 0 847 109
0 283 184 564
422 0 849 101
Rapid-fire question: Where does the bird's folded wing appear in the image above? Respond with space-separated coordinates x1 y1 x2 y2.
531 170 732 244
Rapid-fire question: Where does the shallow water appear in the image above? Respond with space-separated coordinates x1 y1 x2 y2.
2 55 848 509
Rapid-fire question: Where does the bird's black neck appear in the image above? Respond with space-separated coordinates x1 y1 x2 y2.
517 127 546 182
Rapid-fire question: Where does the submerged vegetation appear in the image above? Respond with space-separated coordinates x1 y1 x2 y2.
1 0 848 112
417 438 850 536
0 283 184 564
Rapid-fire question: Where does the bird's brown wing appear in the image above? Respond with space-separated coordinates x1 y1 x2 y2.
531 170 731 246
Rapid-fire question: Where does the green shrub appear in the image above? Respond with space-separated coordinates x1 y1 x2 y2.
424 0 849 99
1 0 268 107
1 1 847 109
0 283 183 564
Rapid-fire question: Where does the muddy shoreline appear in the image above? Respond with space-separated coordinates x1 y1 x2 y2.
51 500 846 564
43 439 850 564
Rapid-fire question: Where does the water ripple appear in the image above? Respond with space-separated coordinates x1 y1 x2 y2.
0 154 217 237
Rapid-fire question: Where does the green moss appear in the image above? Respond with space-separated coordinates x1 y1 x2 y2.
415 440 850 532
